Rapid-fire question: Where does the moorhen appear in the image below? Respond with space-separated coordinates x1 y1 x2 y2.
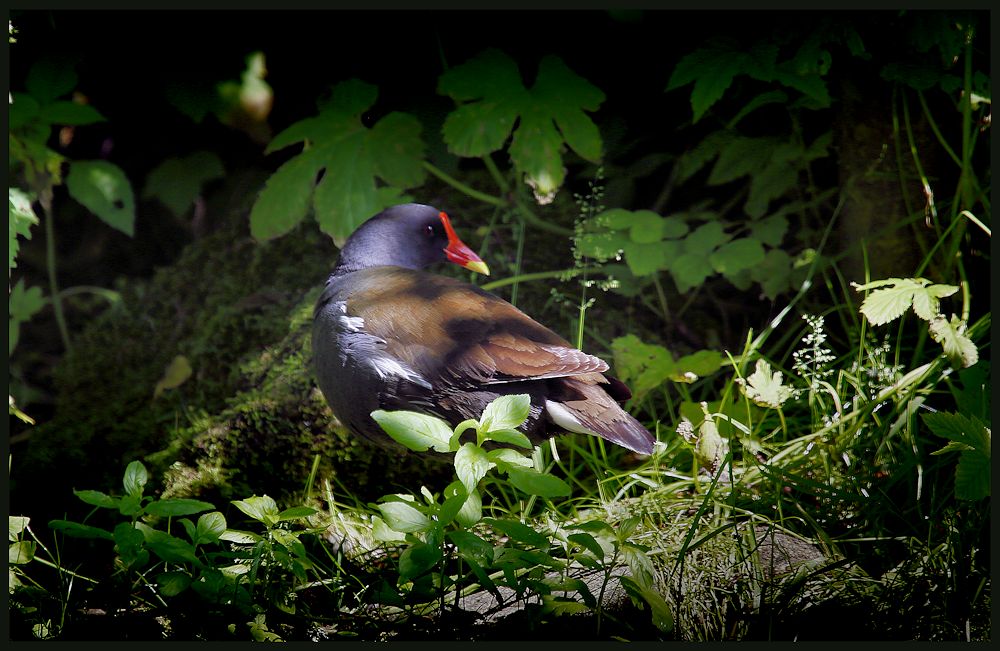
312 203 655 455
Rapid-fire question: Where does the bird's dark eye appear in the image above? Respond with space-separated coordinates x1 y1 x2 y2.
425 224 436 238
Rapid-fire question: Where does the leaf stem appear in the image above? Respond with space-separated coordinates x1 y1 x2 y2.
480 266 608 292
422 162 505 207
41 190 72 352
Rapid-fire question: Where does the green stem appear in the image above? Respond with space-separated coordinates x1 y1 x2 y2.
422 162 506 207
511 221 525 307
513 197 573 237
482 154 510 194
480 266 608 292
41 192 72 352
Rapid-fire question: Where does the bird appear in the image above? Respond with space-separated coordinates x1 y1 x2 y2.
311 203 655 455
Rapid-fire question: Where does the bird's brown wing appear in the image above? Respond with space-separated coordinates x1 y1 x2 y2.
343 267 609 388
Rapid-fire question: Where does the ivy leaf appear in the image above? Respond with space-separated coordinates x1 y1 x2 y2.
143 151 225 218
928 315 979 369
9 188 38 273
251 79 426 245
709 237 765 276
736 359 794 409
439 49 605 204
371 409 454 453
66 160 136 237
852 278 958 326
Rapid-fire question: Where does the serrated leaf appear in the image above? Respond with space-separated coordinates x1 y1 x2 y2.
922 411 990 456
9 278 46 355
854 278 924 326
455 443 492 494
611 334 677 401
954 452 990 500
737 359 793 409
480 394 531 432
439 49 604 203
371 409 454 453
145 498 215 517
153 355 192 399
252 78 426 245
667 40 745 123
668 252 714 294
66 161 136 236
376 500 431 534
9 516 30 542
708 136 773 186
9 188 38 273
682 220 728 256
928 315 978 368
143 151 225 218
913 283 959 321
622 240 669 276
709 237 765 275
507 468 571 497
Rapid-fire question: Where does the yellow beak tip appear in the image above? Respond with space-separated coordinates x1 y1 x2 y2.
466 260 491 276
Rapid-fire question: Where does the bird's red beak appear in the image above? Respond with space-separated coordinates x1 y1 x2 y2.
440 211 490 276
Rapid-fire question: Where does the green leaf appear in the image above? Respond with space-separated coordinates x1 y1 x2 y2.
48 520 114 540
398 542 441 580
145 498 215 518
954 452 990 501
277 506 318 521
852 278 957 326
66 161 136 237
118 494 144 517
928 315 978 369
619 575 674 633
507 468 571 497
251 79 426 245
480 394 531 432
750 248 793 300
542 595 592 616
709 237 765 275
73 489 120 509
143 151 225 218
371 515 407 543
122 460 148 498
26 57 78 103
9 541 36 565
923 412 990 456
482 517 549 548
737 359 794 409
667 40 746 123
487 448 534 471
232 495 280 525
193 512 227 545
135 524 200 564
8 93 41 130
447 530 495 567
113 522 148 568
9 279 46 355
371 409 454 453
682 221 727 256
567 532 606 560
157 571 192 597
611 334 676 401
482 428 533 449
673 349 724 382
38 101 104 126
439 49 604 203
455 486 482 527
455 443 493 494
622 240 669 276
9 187 39 273
153 354 193 399
376 500 431 534
708 136 773 186
9 516 30 542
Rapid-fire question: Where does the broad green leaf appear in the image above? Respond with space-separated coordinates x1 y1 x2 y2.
567 532 605 560
376 500 431 534
737 359 794 409
482 517 550 548
277 506 318 521
709 237 765 275
954 452 990 501
487 448 534 470
622 240 669 276
38 101 104 126
193 512 227 545
669 252 714 293
232 495 280 525
923 412 990 456
73 489 120 509
135 524 200 564
371 516 406 543
26 57 78 103
9 279 46 355
447 530 495 566
673 349 724 382
682 221 728 256
123 460 148 498
928 315 978 368
619 575 674 633
746 148 800 218
482 428 533 449
728 90 789 127
439 49 604 203
480 394 532 432
750 247 793 300
8 93 41 130
66 161 136 237
611 334 677 401
543 595 592 616
455 486 482 527
455 443 492 494
9 516 30 542
157 571 192 597
118 494 144 517
9 187 38 273
914 284 960 321
48 520 114 540
398 541 441 580
113 522 148 568
218 529 261 545
667 40 746 123
507 468 571 497
251 79 426 245
371 409 454 453
153 355 193 399
143 151 225 218
708 136 773 186
145 498 215 517
9 541 36 565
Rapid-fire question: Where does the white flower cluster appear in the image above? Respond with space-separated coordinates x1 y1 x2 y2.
792 314 836 393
